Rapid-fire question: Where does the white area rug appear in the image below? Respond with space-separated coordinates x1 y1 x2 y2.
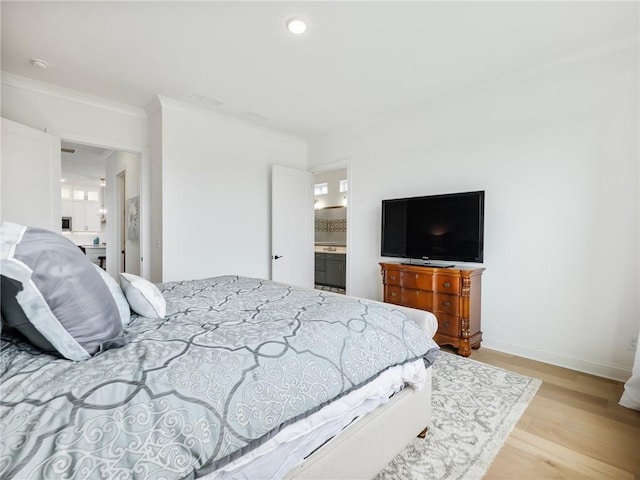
376 351 542 480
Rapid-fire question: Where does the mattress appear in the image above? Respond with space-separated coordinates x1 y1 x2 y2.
0 276 439 479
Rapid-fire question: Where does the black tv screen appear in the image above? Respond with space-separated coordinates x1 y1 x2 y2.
381 191 484 263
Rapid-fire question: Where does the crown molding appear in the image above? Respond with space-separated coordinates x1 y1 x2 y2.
155 94 306 146
144 95 163 119
328 33 640 141
1 72 148 119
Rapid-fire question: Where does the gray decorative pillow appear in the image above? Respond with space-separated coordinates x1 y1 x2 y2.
0 222 123 360
93 264 131 327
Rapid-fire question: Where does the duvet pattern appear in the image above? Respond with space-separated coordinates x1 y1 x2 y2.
0 276 438 479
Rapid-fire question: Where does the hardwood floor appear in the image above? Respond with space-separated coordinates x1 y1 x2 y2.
458 347 640 479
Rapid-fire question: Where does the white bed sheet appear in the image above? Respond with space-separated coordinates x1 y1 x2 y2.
202 358 427 480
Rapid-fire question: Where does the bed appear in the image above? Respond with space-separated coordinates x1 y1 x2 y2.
0 224 439 480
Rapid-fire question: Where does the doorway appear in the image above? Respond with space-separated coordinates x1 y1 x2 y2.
60 140 142 278
60 141 110 270
313 167 348 295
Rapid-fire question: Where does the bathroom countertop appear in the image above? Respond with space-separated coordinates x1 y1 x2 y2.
314 245 347 254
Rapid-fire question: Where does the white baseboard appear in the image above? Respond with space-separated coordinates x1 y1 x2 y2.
481 338 632 382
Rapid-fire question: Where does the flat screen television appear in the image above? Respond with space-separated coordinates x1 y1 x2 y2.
381 191 484 264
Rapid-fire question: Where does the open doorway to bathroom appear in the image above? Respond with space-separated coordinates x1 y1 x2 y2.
60 140 141 278
314 168 348 295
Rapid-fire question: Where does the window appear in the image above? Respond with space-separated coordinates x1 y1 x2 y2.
73 190 85 201
339 179 348 193
314 183 328 195
87 191 99 202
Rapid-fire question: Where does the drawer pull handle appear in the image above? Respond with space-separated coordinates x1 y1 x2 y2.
415 274 418 279
443 282 451 288
443 301 451 307
416 291 420 296
444 321 450 328
390 275 396 281
391 292 397 297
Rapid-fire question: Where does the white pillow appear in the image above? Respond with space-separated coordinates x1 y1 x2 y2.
119 273 166 319
93 265 131 326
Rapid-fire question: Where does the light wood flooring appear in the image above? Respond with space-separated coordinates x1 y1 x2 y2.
454 347 640 479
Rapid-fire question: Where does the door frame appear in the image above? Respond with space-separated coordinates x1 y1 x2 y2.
116 169 127 273
57 133 148 279
311 159 351 294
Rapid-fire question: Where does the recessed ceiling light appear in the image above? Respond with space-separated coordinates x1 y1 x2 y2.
30 58 48 69
286 17 307 34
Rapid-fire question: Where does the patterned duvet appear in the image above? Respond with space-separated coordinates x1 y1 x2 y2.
0 276 439 479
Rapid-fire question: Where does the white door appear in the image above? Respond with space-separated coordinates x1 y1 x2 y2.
271 165 314 288
1 118 61 230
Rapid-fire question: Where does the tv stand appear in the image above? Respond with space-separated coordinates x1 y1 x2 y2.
380 262 485 356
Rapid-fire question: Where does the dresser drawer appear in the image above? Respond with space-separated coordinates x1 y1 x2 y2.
433 275 461 295
385 269 401 286
400 271 433 290
400 288 433 310
433 293 460 316
436 313 460 337
385 285 402 304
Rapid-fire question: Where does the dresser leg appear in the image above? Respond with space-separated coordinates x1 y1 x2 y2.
458 342 471 357
417 427 428 439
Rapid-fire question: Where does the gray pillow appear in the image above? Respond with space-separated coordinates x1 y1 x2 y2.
0 222 123 360
93 264 131 327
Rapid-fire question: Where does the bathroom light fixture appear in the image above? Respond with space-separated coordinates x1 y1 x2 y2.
286 17 307 34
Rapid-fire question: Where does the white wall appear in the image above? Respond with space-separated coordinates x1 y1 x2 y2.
151 96 308 282
147 98 163 283
309 44 639 380
1 73 151 278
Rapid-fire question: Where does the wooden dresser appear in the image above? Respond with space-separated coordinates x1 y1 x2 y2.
379 262 485 356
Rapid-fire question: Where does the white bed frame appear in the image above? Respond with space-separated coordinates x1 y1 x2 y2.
202 303 437 480
286 367 432 479
285 302 437 480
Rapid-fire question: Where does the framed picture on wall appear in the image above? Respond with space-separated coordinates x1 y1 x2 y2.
127 196 139 241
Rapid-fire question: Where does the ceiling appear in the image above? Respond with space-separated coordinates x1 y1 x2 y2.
61 140 111 185
1 1 638 139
